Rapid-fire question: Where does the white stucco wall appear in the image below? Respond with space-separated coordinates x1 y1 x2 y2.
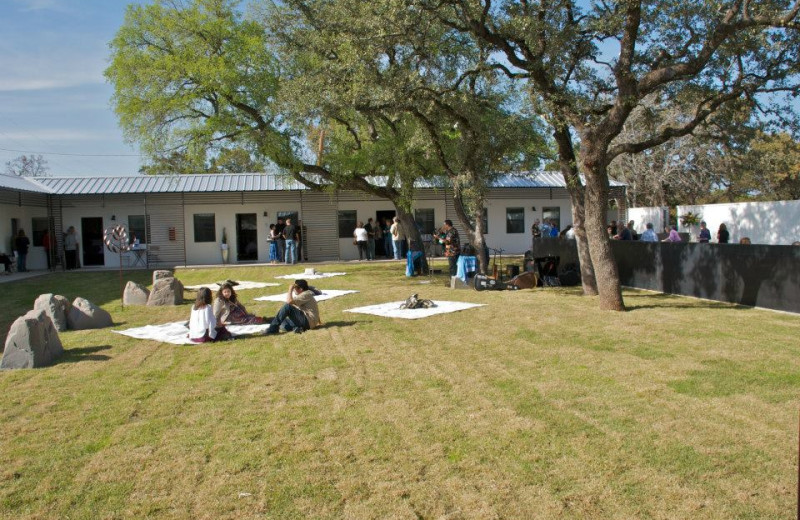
61 203 149 268
184 202 302 265
678 200 800 245
1 202 49 270
627 207 668 234
486 198 572 254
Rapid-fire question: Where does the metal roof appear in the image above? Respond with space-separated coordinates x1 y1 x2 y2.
28 171 625 196
0 174 52 194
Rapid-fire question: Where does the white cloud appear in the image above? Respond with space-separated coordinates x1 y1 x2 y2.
0 129 117 142
12 0 68 12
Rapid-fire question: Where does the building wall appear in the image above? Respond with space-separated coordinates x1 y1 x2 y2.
678 200 800 245
0 200 49 269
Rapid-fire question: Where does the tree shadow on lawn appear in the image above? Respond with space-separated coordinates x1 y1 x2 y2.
623 292 752 312
317 321 357 329
56 345 112 364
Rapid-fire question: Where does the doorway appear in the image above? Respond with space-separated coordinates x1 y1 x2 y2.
81 217 104 266
375 210 396 258
236 213 258 261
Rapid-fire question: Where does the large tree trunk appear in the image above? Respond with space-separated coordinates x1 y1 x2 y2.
395 208 429 274
553 124 597 295
451 189 489 273
582 161 625 311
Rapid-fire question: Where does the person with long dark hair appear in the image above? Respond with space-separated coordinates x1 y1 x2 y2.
189 287 230 342
213 283 265 325
717 223 730 244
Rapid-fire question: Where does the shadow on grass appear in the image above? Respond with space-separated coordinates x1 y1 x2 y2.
624 292 752 312
57 345 112 364
318 321 357 329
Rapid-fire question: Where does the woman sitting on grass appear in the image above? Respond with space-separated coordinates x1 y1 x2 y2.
213 282 266 325
189 287 230 343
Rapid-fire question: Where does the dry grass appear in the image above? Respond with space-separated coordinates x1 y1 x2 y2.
1 259 799 519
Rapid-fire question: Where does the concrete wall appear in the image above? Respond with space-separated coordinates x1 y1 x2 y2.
627 206 668 234
678 200 800 245
532 237 800 314
0 201 49 270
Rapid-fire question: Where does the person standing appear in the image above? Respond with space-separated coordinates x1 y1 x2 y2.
382 218 392 258
698 221 711 243
268 223 279 263
275 216 286 262
390 217 402 260
353 221 368 260
373 218 384 257
662 226 682 242
438 219 461 277
265 279 320 334
365 218 375 260
42 229 53 270
64 226 79 269
15 230 30 272
717 223 730 244
283 217 298 264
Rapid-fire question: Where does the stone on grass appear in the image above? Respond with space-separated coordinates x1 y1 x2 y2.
67 297 113 330
33 293 71 331
123 281 150 306
1 309 63 369
147 277 184 306
152 270 174 285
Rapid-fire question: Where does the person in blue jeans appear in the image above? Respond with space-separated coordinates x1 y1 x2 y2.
390 216 403 260
15 230 30 272
265 280 320 334
283 217 298 264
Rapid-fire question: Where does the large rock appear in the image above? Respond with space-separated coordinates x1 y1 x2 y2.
147 277 184 306
33 293 71 331
123 281 150 306
67 297 114 330
1 309 63 369
152 270 174 285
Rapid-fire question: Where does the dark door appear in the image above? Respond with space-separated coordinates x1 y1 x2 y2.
236 213 258 261
81 217 104 266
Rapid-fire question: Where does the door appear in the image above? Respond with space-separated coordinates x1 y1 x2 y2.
236 213 258 261
81 217 104 266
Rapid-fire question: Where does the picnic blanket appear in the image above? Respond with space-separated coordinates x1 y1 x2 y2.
113 321 271 345
344 300 485 320
185 281 280 291
253 289 358 303
274 272 346 280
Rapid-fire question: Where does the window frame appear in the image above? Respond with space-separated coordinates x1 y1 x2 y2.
506 207 525 234
414 208 436 235
338 210 357 238
193 213 217 243
128 214 147 244
31 217 49 247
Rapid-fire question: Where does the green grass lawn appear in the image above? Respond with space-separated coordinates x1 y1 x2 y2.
1 260 799 519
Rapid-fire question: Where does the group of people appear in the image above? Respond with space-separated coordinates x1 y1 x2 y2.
267 216 300 265
607 219 740 244
531 219 562 239
188 280 321 342
351 216 412 261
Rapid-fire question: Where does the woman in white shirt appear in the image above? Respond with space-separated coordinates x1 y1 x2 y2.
353 221 369 260
188 287 229 342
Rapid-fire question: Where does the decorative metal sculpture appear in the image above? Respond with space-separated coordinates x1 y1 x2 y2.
104 224 130 307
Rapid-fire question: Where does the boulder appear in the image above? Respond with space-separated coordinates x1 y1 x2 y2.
152 270 174 285
1 309 63 369
123 281 150 306
67 297 114 330
147 277 184 306
33 293 71 331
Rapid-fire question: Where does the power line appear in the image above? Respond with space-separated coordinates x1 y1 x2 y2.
0 146 143 157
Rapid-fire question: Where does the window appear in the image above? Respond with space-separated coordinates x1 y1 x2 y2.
338 210 357 238
414 208 435 234
193 213 216 242
506 207 525 234
542 207 561 232
31 217 49 246
128 215 147 244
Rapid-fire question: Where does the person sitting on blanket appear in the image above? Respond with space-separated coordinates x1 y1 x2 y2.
189 288 231 343
214 282 267 325
265 279 320 334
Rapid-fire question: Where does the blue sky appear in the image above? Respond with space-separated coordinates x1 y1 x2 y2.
0 0 144 176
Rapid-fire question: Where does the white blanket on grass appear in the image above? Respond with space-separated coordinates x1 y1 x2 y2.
344 300 485 320
274 272 346 280
185 281 280 291
113 321 271 345
253 289 358 303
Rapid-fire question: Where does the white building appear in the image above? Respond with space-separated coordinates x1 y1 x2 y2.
0 172 626 269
